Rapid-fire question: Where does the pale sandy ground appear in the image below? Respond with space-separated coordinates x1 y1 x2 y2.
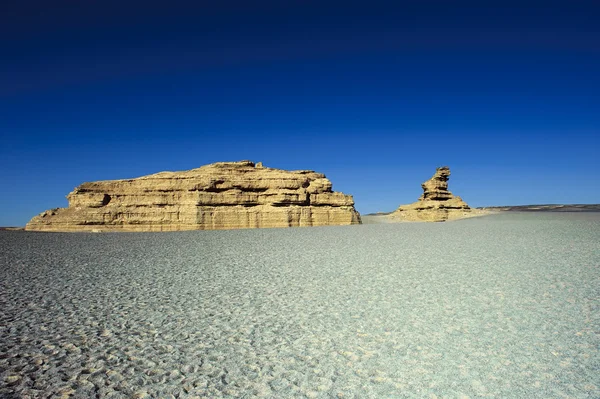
1 212 599 398
362 209 498 224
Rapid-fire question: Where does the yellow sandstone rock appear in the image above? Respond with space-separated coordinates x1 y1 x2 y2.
390 166 473 222
26 161 361 231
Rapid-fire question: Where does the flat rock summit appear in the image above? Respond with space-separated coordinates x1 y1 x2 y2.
26 161 361 232
391 166 473 222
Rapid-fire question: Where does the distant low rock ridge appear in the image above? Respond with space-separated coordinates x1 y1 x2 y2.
26 161 361 232
390 166 472 222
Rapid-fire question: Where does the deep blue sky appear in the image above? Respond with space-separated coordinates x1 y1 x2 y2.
1 1 599 226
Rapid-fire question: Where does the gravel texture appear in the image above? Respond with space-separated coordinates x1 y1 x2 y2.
1 212 599 398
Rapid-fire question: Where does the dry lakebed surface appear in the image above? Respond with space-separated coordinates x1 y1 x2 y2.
1 212 599 398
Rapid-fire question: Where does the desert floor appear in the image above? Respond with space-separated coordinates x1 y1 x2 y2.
1 212 598 398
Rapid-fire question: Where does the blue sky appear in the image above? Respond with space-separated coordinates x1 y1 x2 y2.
1 1 599 226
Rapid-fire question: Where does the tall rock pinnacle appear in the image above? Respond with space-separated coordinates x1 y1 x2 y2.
391 166 471 222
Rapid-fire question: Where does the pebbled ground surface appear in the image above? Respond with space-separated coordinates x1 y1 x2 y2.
1 212 599 398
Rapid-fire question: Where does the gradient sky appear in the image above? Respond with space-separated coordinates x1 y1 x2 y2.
1 1 599 226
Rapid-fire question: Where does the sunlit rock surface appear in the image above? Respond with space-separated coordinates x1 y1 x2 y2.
26 161 361 231
391 166 473 222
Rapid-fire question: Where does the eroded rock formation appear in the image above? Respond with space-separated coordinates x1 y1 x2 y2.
390 166 472 222
26 161 361 231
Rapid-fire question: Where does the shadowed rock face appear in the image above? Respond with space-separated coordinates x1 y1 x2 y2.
391 166 471 222
26 161 361 231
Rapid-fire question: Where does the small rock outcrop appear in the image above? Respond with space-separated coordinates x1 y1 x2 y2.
26 161 361 232
390 166 471 222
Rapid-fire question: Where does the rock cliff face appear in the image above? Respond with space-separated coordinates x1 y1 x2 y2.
26 161 361 231
391 166 471 222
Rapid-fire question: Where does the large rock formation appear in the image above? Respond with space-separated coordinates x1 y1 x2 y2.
390 166 472 222
26 161 361 232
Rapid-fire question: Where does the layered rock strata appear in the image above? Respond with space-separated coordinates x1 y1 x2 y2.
390 166 472 222
26 161 361 232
